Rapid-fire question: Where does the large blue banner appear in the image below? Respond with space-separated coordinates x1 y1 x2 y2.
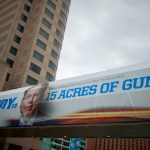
0 61 150 127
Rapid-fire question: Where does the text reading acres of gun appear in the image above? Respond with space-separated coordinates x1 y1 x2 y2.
0 75 150 109
46 76 150 100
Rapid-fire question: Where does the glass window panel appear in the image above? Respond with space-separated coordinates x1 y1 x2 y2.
51 49 59 61
60 11 67 22
26 75 38 85
46 72 54 81
48 60 57 72
5 73 10 81
24 4 30 13
39 28 49 40
17 24 24 33
29 62 41 74
33 50 44 62
42 18 51 29
20 14 28 22
6 58 14 68
56 29 63 41
58 19 65 31
13 34 21 44
53 39 61 51
9 46 17 56
36 39 47 51
62 2 68 13
44 8 54 19
47 0 56 10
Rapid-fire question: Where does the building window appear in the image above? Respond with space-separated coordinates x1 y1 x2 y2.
24 4 30 13
13 34 21 44
6 58 14 68
26 75 38 85
47 0 56 10
56 29 63 41
46 72 54 81
9 46 17 56
48 60 57 72
53 39 61 51
58 19 65 31
60 11 67 22
28 0 33 3
5 73 10 81
33 50 44 62
39 28 49 40
42 18 51 29
17 24 24 33
20 13 28 22
44 8 54 20
29 62 41 74
66 0 71 7
51 49 59 61
62 2 68 13
36 39 47 51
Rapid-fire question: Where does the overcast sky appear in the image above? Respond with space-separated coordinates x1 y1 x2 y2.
56 0 150 80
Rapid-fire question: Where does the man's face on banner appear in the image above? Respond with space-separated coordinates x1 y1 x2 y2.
20 85 45 118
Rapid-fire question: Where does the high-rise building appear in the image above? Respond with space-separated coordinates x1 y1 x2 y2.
0 0 70 91
0 0 71 149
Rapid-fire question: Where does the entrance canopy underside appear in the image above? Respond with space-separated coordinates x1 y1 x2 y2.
0 123 150 138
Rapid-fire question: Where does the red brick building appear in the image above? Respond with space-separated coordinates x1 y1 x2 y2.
87 138 150 150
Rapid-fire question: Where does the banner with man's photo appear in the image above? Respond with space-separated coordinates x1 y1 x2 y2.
0 61 150 127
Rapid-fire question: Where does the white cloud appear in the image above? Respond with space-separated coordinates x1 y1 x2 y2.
56 0 150 80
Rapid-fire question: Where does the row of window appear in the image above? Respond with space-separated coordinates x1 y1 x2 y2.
6 56 56 76
37 6 64 51
29 59 57 74
6 72 54 84
60 10 67 22
8 46 58 68
36 37 61 51
6 3 30 70
12 3 65 50
6 1 60 85
12 3 30 47
45 0 68 22
47 0 56 10
33 49 59 62
6 57 57 78
39 24 63 43
8 3 30 57
44 7 65 31
47 0 69 15
22 1 67 31
47 0 69 13
36 2 66 52
26 72 54 85
62 1 69 13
